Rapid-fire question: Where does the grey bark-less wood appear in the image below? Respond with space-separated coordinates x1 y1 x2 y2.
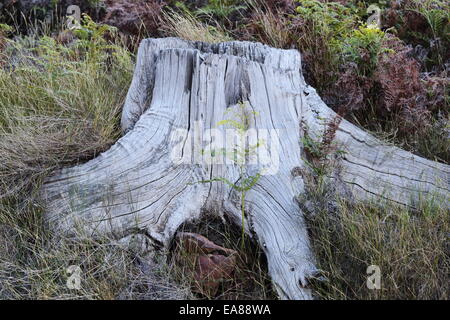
42 38 449 300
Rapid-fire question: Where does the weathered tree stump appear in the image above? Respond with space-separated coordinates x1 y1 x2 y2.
42 38 449 300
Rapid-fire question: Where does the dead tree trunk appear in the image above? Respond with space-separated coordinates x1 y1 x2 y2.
42 38 449 300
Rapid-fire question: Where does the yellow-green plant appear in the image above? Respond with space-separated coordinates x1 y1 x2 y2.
71 14 119 62
341 26 387 76
294 0 360 89
193 102 264 248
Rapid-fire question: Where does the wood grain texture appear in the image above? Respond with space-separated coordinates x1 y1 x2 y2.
42 38 449 300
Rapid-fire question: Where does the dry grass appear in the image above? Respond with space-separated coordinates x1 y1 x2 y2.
0 194 192 300
160 9 232 43
244 0 296 49
299 129 449 300
306 198 449 300
0 28 133 199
